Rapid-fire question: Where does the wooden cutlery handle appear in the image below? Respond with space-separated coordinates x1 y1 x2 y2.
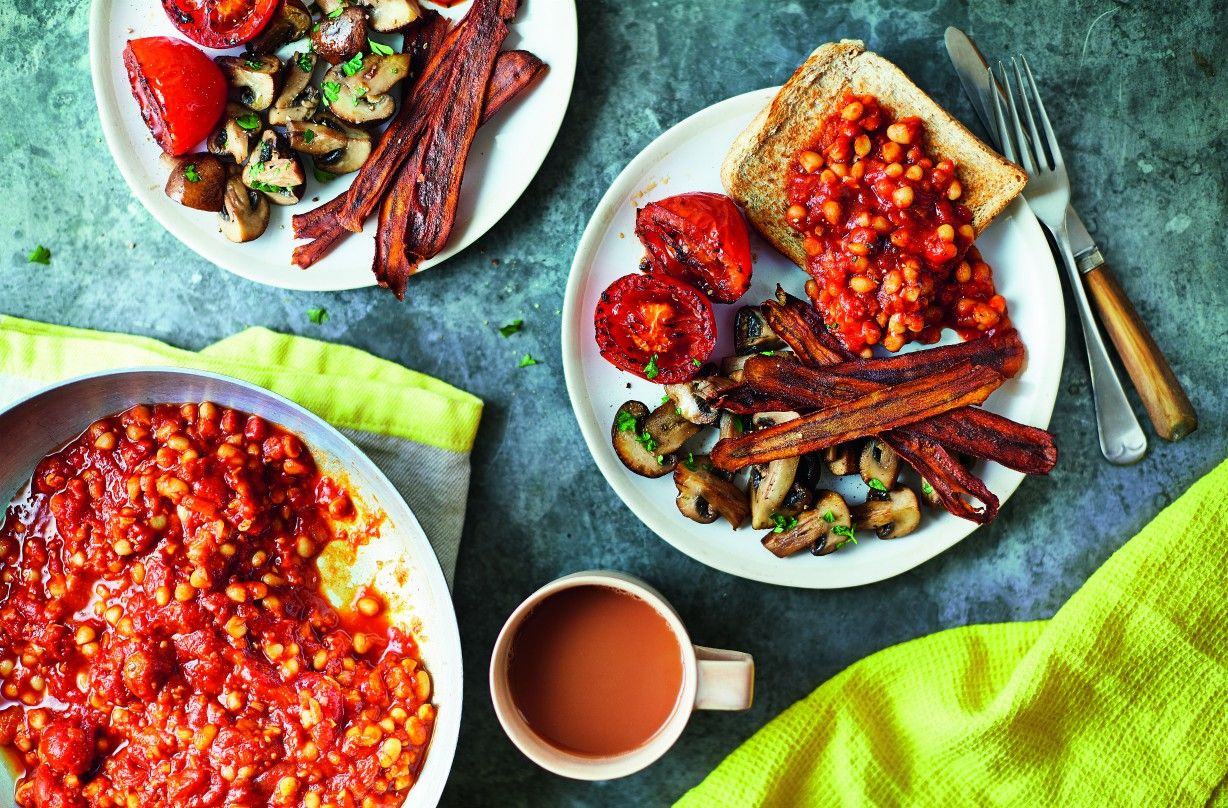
1083 263 1197 441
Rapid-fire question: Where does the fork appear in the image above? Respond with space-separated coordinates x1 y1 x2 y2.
991 57 1147 465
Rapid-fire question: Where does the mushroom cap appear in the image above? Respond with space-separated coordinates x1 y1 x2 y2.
359 0 424 33
312 6 368 65
673 456 749 529
859 437 901 490
853 487 921 539
164 153 227 212
218 172 270 243
760 490 852 558
268 52 319 126
209 103 262 164
246 0 312 55
611 401 675 478
217 55 282 111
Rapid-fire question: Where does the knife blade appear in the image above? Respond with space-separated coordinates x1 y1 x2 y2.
944 27 1104 273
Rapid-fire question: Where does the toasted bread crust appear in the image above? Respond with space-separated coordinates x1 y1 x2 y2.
722 40 1027 269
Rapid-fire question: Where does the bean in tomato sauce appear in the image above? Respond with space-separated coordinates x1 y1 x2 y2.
786 92 1009 356
0 403 435 808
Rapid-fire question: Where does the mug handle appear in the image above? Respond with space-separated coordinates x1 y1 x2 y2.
693 645 754 710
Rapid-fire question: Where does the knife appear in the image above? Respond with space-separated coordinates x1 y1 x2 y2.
944 27 1197 441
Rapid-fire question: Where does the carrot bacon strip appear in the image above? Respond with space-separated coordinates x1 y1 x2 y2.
885 430 1000 524
711 362 1005 471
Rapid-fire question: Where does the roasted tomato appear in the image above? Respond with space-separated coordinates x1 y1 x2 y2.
635 192 753 303
160 0 279 48
594 274 717 383
123 37 227 155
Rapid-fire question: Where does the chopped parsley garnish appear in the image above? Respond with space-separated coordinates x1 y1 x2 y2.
326 5 344 17
321 81 341 106
867 478 888 492
771 514 798 533
296 52 313 73
341 52 364 77
313 166 335 183
760 350 776 356
518 353 539 368
692 358 703 367
236 113 261 131
243 58 264 69
730 414 745 434
183 163 201 183
656 454 665 465
303 129 316 144
635 431 657 453
498 319 523 337
306 307 329 325
684 452 696 471
369 39 394 56
674 407 683 416
660 393 672 404
27 244 51 264
616 410 637 433
922 480 935 497
250 180 288 194
831 524 858 547
821 510 835 523
643 354 659 380
353 86 367 99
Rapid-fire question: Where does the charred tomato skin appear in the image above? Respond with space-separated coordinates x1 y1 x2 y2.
594 273 717 383
123 37 227 155
635 192 753 304
160 0 279 48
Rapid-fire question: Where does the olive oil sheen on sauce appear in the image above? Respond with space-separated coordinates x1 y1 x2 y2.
507 585 684 757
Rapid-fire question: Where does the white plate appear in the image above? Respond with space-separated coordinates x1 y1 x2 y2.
562 88 1065 589
89 0 577 290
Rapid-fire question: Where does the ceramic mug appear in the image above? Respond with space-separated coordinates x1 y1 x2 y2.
489 570 754 780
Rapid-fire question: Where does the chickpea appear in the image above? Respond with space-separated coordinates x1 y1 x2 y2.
829 162 848 178
882 334 905 352
886 122 913 144
94 432 117 451
786 204 807 222
882 270 903 295
357 596 382 617
821 199 842 225
798 150 823 172
884 162 904 178
936 224 956 242
841 100 864 121
849 160 866 180
881 141 903 163
947 180 963 200
955 262 973 283
853 134 871 157
802 236 823 257
892 186 915 208
905 164 924 181
819 168 837 185
849 275 877 294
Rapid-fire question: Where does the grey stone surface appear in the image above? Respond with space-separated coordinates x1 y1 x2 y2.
1 0 1226 805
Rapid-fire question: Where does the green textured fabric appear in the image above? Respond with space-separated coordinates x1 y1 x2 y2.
678 459 1228 807
0 315 483 453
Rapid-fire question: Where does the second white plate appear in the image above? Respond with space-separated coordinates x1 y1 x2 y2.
562 87 1065 589
89 0 577 290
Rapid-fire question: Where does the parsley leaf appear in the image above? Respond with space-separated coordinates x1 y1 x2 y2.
313 166 335 183
674 407 682 416
236 113 261 131
27 244 51 264
341 52 364 77
615 410 637 433
183 163 201 183
498 319 523 337
831 524 858 546
656 454 666 465
771 514 798 534
692 358 702 367
321 81 341 106
303 129 316 144
369 39 394 56
306 307 329 325
295 52 313 73
867 478 888 492
327 5 344 17
643 354 659 380
922 480 935 497
250 180 288 194
660 393 671 404
635 431 657 453
760 350 775 356
684 452 696 471
244 58 264 69
518 353 539 368
821 510 835 523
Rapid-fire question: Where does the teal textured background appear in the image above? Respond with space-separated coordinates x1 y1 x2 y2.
1 0 1225 804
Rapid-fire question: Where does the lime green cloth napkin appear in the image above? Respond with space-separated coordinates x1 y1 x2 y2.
0 316 483 586
678 460 1228 807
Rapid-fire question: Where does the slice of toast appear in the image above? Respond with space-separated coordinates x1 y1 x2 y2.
722 40 1026 269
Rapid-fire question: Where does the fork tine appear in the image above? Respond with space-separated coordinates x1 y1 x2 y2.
1000 61 1035 174
1021 55 1064 170
1012 57 1049 171
989 66 1019 165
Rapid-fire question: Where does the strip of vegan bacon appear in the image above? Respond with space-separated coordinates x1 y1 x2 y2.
293 50 546 269
886 430 1000 523
741 355 1056 474
711 362 1005 471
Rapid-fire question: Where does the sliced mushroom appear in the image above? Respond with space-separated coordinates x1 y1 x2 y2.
217 55 282 111
775 482 813 519
665 376 737 426
718 411 745 442
208 103 263 164
357 0 423 33
612 402 675 478
761 490 852 557
323 53 410 125
797 453 824 491
269 52 320 125
643 402 702 456
748 411 801 530
163 153 227 212
918 478 942 508
859 438 901 490
674 457 749 529
312 6 368 65
735 306 787 355
218 170 270 243
721 354 750 383
289 117 371 175
242 130 304 206
824 442 858 476
246 0 312 55
853 487 921 539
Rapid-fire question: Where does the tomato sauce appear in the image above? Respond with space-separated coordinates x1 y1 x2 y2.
786 92 1009 356
0 403 435 808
